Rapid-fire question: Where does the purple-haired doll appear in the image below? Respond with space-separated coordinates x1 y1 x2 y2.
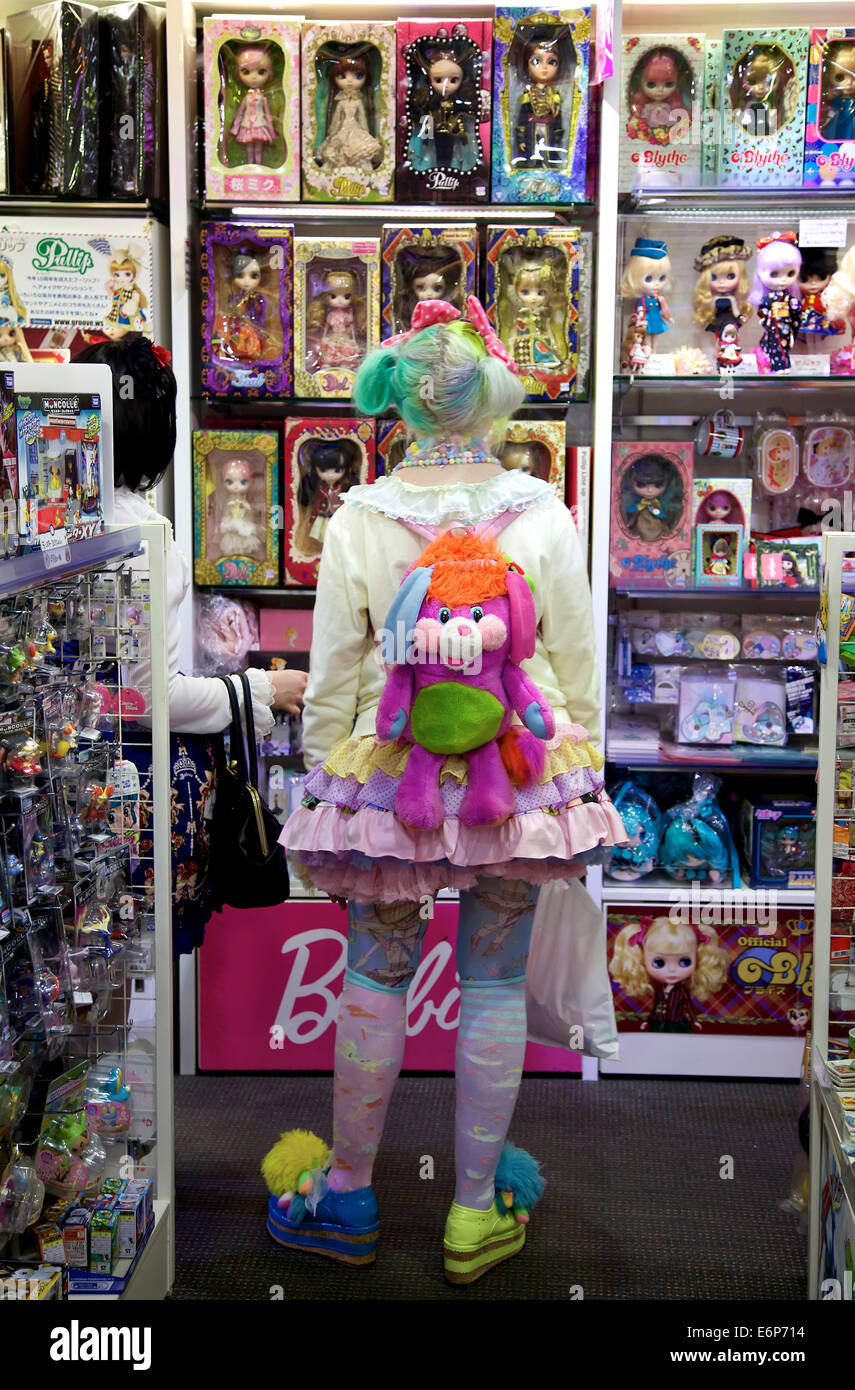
750 231 802 374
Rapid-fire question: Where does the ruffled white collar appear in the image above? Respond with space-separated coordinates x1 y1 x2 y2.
342 469 554 526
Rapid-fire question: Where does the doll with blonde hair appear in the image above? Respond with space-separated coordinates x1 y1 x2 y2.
609 914 729 1032
822 243 855 374
506 259 566 369
692 235 752 332
619 238 673 353
0 256 27 326
306 267 367 372
104 249 148 335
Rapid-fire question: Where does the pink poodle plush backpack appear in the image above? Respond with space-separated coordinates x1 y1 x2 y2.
375 529 556 830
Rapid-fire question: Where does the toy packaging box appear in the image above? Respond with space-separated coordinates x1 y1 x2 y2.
377 418 408 474
396 19 491 203
755 536 820 589
192 429 279 588
804 29 855 188
293 236 380 400
301 20 396 203
694 521 744 587
498 419 565 491
380 223 477 338
491 7 590 204
203 17 300 202
486 223 581 401
0 371 17 557
15 385 105 549
692 476 752 542
283 417 375 587
619 34 705 191
609 441 693 588
200 222 293 398
739 796 816 889
701 39 722 184
99 2 166 200
718 28 810 188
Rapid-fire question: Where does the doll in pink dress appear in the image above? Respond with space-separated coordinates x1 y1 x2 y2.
230 45 277 166
305 269 367 373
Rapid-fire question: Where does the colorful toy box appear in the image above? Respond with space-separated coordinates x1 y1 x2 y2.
498 419 565 491
396 19 491 203
15 383 106 550
192 429 279 588
718 28 810 188
377 418 408 474
739 796 816 889
202 16 300 202
100 2 167 200
486 223 581 400
804 29 855 187
692 476 753 543
293 236 380 399
283 417 375 586
619 34 705 190
301 20 396 203
200 222 293 398
380 224 477 339
609 441 693 588
694 522 744 587
491 7 590 204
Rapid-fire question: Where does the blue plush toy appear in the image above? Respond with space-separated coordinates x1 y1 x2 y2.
607 781 663 880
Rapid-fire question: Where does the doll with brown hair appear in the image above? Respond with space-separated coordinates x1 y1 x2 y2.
215 249 268 362
609 915 729 1033
229 45 277 166
821 40 855 141
506 259 566 369
315 51 383 173
406 29 481 172
306 268 367 373
732 46 789 136
393 243 464 332
0 323 32 363
620 320 651 374
692 235 752 333
512 24 573 166
294 437 363 557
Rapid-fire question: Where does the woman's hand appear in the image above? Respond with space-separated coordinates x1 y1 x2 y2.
268 667 307 715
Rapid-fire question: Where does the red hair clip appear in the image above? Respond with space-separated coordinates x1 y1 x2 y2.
151 342 172 368
756 230 798 250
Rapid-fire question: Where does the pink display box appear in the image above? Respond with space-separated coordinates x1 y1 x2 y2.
258 607 314 651
609 441 693 588
804 29 855 187
396 18 492 203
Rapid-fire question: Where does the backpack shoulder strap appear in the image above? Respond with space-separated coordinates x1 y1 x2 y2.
393 508 522 547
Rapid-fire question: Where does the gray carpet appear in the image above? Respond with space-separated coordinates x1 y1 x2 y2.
172 1074 808 1300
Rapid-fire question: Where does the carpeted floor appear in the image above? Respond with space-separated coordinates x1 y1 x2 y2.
172 1073 809 1301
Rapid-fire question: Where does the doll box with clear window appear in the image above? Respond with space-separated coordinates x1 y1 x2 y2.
739 797 816 889
499 419 565 492
491 7 590 205
192 429 279 588
804 30 855 188
301 20 396 203
619 35 705 191
100 3 166 200
396 20 491 204
293 236 380 400
14 388 105 550
380 224 477 339
486 224 581 401
701 39 722 185
202 17 300 202
377 418 408 474
201 222 293 399
282 417 375 587
718 28 810 188
609 441 692 589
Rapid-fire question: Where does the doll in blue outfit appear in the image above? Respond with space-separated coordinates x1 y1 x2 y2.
821 42 855 142
406 33 482 173
619 237 673 354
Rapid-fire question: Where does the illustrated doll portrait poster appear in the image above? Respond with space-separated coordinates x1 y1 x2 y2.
283 417 376 585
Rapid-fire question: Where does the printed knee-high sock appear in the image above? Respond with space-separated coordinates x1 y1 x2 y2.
454 981 528 1211
326 976 408 1194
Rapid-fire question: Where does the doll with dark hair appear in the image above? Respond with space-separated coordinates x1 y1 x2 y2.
406 29 481 172
513 25 573 167
295 437 363 557
215 248 268 362
315 50 382 173
622 453 679 542
798 247 844 341
393 243 464 332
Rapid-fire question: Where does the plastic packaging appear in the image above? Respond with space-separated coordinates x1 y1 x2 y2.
606 782 663 880
659 773 741 886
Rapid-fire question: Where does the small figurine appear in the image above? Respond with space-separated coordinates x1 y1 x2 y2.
750 231 802 374
797 248 844 347
692 235 752 333
306 268 367 372
229 44 277 166
85 1068 131 1135
716 318 743 374
315 52 383 174
295 438 363 557
393 241 464 332
706 537 733 577
506 260 566 369
216 456 264 559
216 248 268 362
822 244 855 374
627 48 686 145
619 238 673 353
513 25 571 166
406 31 481 172
7 736 41 780
620 319 651 374
733 46 788 137
821 41 855 141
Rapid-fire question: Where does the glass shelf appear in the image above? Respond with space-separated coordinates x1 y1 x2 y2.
0 196 167 220
193 394 581 413
621 188 855 215
606 745 818 772
615 373 853 387
613 584 819 600
602 875 815 907
0 525 142 599
196 200 595 223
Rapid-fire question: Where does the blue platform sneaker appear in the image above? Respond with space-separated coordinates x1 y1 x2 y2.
261 1129 379 1266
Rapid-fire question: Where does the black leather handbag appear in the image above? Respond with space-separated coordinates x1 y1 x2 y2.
208 673 290 911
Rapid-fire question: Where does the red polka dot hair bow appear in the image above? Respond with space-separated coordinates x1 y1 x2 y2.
756 230 798 250
384 294 520 376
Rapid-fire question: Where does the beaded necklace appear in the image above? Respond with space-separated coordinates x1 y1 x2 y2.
394 435 493 470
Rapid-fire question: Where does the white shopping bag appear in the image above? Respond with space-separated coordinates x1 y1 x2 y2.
525 878 620 1060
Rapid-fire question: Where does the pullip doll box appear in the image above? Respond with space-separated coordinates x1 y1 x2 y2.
380 224 477 339
192 429 279 588
498 419 565 492
804 30 855 188
202 17 301 202
718 29 810 188
491 7 590 205
282 417 376 587
377 418 408 474
293 237 380 400
692 477 752 544
396 20 491 204
200 222 293 399
739 797 816 889
609 441 693 589
618 35 705 191
486 224 581 401
98 3 166 200
301 20 396 203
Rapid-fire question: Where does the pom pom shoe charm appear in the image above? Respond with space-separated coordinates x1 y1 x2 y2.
262 1129 379 1266
443 1142 545 1285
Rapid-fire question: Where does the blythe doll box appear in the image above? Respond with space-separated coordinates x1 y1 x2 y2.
491 7 590 205
692 477 752 544
498 419 565 493
294 237 380 400
609 441 692 589
301 21 396 203
619 35 705 191
804 30 855 188
202 17 300 202
486 224 581 401
192 429 279 588
200 222 293 399
380 224 477 339
283 417 375 587
396 19 492 203
719 28 810 188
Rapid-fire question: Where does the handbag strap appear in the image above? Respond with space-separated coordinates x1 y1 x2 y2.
218 675 249 783
238 671 260 787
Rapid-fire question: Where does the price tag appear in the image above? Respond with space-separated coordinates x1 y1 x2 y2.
43 544 71 569
798 217 848 249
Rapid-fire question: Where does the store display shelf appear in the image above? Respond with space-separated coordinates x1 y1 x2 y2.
601 876 815 907
813 1055 855 1215
0 526 142 599
202 585 315 608
195 394 579 413
0 196 167 220
614 584 818 601
620 189 855 215
196 201 594 223
69 1200 170 1301
607 746 818 771
615 373 855 389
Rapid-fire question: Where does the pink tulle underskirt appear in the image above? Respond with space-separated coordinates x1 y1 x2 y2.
290 852 589 902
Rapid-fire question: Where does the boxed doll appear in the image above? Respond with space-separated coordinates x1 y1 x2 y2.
694 522 744 587
498 419 565 491
192 429 279 588
293 237 380 400
486 224 581 400
396 19 491 203
755 536 820 589
619 35 705 190
609 441 693 588
6 2 99 197
377 418 408 474
200 222 293 399
804 30 855 187
491 7 590 204
702 39 722 184
719 28 810 188
202 17 300 203
283 417 375 587
380 224 477 338
692 477 752 543
739 797 816 888
99 3 166 200
301 20 396 203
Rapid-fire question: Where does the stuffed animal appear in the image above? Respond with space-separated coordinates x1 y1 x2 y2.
375 532 556 830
